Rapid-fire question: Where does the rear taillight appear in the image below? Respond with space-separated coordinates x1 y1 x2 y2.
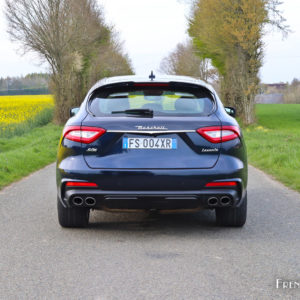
66 182 98 187
197 126 240 143
63 126 106 144
205 181 238 187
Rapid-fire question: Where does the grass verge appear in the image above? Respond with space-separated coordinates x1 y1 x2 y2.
244 104 300 192
0 123 62 190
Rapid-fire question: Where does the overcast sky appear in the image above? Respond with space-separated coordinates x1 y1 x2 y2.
0 0 299 83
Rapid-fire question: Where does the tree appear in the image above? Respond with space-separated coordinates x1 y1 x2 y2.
89 38 134 82
189 0 287 124
6 0 133 123
284 78 300 104
159 40 217 82
0 73 49 91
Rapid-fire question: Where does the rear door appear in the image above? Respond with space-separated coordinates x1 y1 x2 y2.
81 82 221 169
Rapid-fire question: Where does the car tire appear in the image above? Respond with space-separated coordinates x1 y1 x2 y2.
57 197 90 228
215 192 247 227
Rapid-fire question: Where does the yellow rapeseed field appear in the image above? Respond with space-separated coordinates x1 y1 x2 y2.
0 95 54 134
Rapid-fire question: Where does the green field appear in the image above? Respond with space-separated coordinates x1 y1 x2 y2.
244 104 300 192
0 95 62 189
0 123 62 190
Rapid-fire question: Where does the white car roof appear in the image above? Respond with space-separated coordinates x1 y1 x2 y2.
88 75 216 95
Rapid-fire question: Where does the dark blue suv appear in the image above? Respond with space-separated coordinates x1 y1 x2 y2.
56 75 247 228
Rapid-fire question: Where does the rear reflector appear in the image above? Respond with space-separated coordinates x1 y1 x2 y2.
197 126 240 143
63 126 106 144
66 182 98 187
205 181 238 187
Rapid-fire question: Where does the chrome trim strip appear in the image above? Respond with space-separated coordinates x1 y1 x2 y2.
106 130 196 134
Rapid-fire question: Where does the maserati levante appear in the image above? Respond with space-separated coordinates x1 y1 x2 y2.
56 74 247 228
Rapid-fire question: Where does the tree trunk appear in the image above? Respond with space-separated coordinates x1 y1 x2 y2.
51 74 72 124
241 94 256 125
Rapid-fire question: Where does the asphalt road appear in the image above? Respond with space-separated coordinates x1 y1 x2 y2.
0 164 300 300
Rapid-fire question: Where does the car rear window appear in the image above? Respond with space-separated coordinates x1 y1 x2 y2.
89 84 214 117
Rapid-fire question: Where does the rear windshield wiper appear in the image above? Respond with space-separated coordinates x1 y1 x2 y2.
111 109 154 117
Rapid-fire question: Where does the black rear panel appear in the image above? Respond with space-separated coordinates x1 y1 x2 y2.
82 114 221 169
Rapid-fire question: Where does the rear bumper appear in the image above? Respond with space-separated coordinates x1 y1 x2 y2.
57 154 247 211
57 154 247 188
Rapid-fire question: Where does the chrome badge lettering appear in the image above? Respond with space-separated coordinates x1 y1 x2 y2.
202 148 219 153
87 148 98 152
135 125 168 131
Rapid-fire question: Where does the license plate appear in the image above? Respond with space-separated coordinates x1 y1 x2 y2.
123 138 177 149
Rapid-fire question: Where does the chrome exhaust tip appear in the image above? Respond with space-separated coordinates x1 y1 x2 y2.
220 196 232 207
207 197 219 207
85 197 96 207
72 197 84 206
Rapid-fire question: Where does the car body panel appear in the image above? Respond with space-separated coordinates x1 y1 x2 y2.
81 114 222 169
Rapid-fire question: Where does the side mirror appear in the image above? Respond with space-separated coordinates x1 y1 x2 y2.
70 107 80 117
224 106 236 118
